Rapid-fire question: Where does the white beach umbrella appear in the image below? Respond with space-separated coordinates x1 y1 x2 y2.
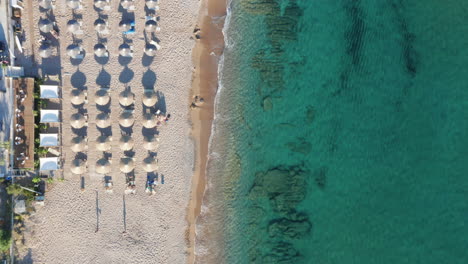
71 159 86 174
145 0 158 9
119 21 131 32
94 89 110 105
120 157 135 173
119 112 134 127
39 43 52 58
96 112 111 128
70 113 86 129
67 20 80 33
118 43 132 57
94 43 108 57
143 156 158 172
67 44 81 59
70 89 86 105
38 19 53 33
119 135 134 151
67 0 81 10
96 135 112 151
119 90 135 106
96 158 111 174
120 0 134 10
70 136 87 152
144 44 157 57
145 20 157 33
142 113 157 128
143 90 158 107
94 0 108 9
39 0 53 10
143 135 159 151
95 19 108 34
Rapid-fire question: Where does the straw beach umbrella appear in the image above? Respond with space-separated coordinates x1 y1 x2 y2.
71 136 87 152
38 19 53 33
39 43 52 58
145 20 157 33
95 19 108 34
96 158 111 174
70 89 86 105
146 0 159 9
142 113 157 128
71 159 86 174
94 43 108 57
143 156 158 172
119 21 131 32
119 112 134 127
143 135 159 151
119 90 134 106
120 0 134 10
144 44 157 57
120 157 135 173
94 0 108 9
70 113 86 129
96 112 111 128
67 44 81 59
96 135 111 151
39 0 53 10
143 90 158 107
118 43 132 57
67 20 80 33
67 0 81 10
119 135 134 151
95 89 110 105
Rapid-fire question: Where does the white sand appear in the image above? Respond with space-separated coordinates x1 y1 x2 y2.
17 0 198 263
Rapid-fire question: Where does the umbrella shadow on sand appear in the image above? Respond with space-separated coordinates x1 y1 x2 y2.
71 70 87 88
96 68 111 87
142 69 157 88
119 67 134 84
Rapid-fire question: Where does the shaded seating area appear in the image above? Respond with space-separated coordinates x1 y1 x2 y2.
13 78 35 169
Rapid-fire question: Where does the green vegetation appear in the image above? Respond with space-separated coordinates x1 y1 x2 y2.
0 229 11 252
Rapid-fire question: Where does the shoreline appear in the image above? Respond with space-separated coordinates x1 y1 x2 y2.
186 0 228 262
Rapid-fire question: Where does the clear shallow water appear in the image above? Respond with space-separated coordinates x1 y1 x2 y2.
196 0 468 263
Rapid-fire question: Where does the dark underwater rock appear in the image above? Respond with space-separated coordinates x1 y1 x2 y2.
268 213 312 239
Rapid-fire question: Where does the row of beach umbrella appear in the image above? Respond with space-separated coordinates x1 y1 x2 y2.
39 0 160 11
70 110 159 129
70 135 159 153
69 89 157 107
40 18 159 34
71 155 159 174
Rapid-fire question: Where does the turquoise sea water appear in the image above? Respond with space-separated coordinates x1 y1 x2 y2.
197 0 468 263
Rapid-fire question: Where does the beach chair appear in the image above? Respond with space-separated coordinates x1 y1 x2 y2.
123 21 136 35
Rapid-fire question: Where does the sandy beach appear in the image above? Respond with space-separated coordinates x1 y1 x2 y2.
15 0 199 263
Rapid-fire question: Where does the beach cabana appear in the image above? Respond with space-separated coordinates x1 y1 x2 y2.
67 44 82 59
96 135 112 151
120 0 134 10
95 89 110 105
118 43 133 57
71 136 87 152
143 90 158 107
142 113 157 128
40 133 59 147
96 112 111 128
94 19 108 34
40 85 59 99
71 159 86 174
40 110 60 123
120 157 135 173
119 135 134 151
38 19 53 33
39 43 52 58
143 135 159 151
143 156 158 172
67 20 81 33
144 44 157 57
70 113 86 129
94 0 110 10
119 112 134 127
39 157 59 171
39 0 53 10
144 20 158 33
119 90 135 106
94 43 108 57
96 158 111 174
67 0 81 10
70 89 86 105
146 0 159 10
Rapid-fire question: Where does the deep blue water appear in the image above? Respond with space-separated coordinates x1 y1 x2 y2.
196 1 468 263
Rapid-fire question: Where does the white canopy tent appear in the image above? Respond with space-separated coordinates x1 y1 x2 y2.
40 133 59 146
39 157 59 171
40 110 60 123
40 85 60 99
